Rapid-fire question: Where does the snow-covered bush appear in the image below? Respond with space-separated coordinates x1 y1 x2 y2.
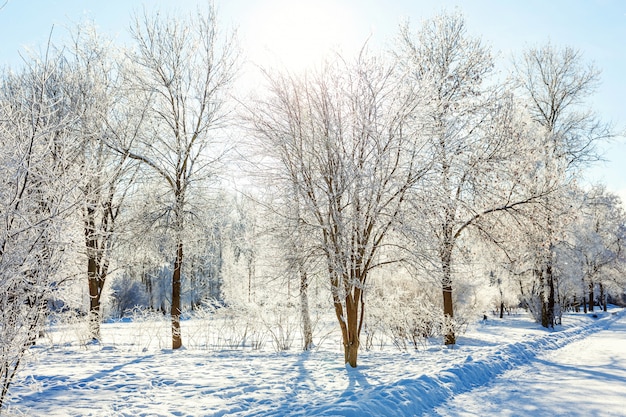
366 278 442 350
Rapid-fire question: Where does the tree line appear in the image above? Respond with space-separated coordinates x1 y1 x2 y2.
0 6 622 405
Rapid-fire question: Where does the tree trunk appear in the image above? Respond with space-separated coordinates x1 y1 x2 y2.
588 281 595 313
599 283 607 312
539 271 549 327
300 271 313 351
499 301 504 319
247 260 254 303
540 263 555 329
344 290 361 367
87 254 101 341
85 210 104 341
547 264 555 328
172 239 183 349
442 284 455 345
541 298 549 327
333 280 363 367
441 248 455 345
344 336 359 368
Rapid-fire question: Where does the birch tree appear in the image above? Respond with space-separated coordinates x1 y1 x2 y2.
119 6 238 349
249 50 429 367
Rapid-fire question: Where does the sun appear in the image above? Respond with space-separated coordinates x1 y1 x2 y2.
245 0 356 71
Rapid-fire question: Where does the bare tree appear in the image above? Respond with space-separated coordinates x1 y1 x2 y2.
248 50 429 367
395 13 550 345
55 25 141 341
118 5 238 349
278 187 317 350
514 43 612 327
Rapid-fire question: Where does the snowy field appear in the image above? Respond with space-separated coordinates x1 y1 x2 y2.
6 309 626 416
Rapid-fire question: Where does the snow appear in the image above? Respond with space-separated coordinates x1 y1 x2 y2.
6 309 626 416
430 311 626 417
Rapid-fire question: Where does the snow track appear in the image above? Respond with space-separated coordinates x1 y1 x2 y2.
294 311 623 417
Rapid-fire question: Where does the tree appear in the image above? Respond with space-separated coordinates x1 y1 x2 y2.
0 47 77 411
514 43 612 327
395 13 549 344
118 5 238 349
56 25 141 340
273 186 317 351
571 186 626 312
248 49 428 367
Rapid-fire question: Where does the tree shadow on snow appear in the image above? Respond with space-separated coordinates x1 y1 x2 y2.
16 354 155 403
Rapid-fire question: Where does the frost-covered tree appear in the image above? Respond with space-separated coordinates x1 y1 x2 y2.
0 49 78 411
55 25 141 340
514 43 612 327
570 186 626 312
116 5 238 349
248 49 429 367
395 13 549 344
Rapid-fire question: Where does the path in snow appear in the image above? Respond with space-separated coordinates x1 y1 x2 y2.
430 311 626 417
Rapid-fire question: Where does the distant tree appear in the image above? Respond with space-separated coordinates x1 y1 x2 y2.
117 5 238 349
286 192 316 351
230 196 258 304
274 186 317 350
571 186 626 313
183 190 232 308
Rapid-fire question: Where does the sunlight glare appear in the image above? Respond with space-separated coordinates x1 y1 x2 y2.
246 0 356 71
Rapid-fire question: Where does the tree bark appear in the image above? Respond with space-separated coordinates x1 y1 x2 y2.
344 336 359 368
85 208 104 341
332 276 363 367
441 247 456 345
300 271 313 351
588 281 595 313
87 252 101 340
599 283 607 312
442 284 455 345
172 239 183 349
546 262 555 328
344 290 361 367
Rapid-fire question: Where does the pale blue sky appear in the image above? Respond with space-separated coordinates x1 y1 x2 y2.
1 0 624 198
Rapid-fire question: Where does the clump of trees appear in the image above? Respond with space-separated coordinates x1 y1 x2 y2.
1 5 624 409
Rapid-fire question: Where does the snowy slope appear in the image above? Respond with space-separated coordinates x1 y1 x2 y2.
6 309 625 416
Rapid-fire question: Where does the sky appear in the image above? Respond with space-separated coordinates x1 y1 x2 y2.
1 0 625 199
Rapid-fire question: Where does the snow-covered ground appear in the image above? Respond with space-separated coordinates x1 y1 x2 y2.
6 308 626 416
430 310 626 417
